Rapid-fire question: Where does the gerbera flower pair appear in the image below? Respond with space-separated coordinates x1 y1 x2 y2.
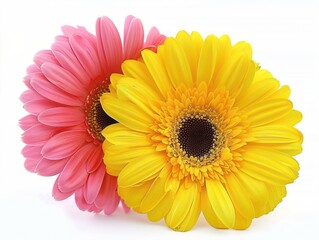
20 15 303 231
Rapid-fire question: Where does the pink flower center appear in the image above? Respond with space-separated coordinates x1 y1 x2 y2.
84 82 117 142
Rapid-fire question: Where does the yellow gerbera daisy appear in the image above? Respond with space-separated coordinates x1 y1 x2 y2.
101 31 303 231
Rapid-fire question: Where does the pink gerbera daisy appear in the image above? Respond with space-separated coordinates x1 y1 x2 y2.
20 16 165 214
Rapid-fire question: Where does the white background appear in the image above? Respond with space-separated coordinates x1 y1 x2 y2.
0 0 318 239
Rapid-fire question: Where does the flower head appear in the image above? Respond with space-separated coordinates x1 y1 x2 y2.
20 16 165 214
101 31 303 230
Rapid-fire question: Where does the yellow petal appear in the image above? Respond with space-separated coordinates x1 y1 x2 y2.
232 41 252 59
176 31 198 81
101 93 151 132
163 38 193 88
165 182 198 230
246 141 303 157
141 49 172 98
201 187 227 229
246 99 292 127
236 77 280 109
243 147 299 174
121 59 158 90
102 123 150 146
249 125 302 144
118 152 166 188
175 183 201 231
205 179 235 228
235 171 269 217
271 110 303 126
147 191 174 222
197 34 218 86
165 175 180 193
213 49 253 97
240 160 296 186
272 142 303 156
190 31 203 57
221 147 232 160
253 69 273 82
269 85 291 99
233 210 252 230
116 78 158 116
235 61 256 99
140 168 169 212
211 34 231 79
264 184 286 214
118 180 153 208
230 41 255 98
225 173 255 219
103 144 156 175
117 76 161 100
109 73 124 92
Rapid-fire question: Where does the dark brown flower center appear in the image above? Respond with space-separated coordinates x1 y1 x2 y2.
85 83 117 141
178 118 217 158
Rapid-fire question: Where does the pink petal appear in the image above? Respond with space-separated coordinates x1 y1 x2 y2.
94 173 111 208
145 27 166 47
95 173 117 209
27 64 41 74
34 50 59 67
20 90 43 103
70 26 97 54
52 177 73 201
121 200 130 213
41 130 87 160
75 189 90 211
83 163 105 204
58 143 94 192
104 192 120 215
22 124 55 146
86 142 103 173
68 122 87 131
30 76 83 106
23 69 42 89
24 72 46 92
36 158 68 176
124 15 135 38
88 205 102 213
69 34 102 80
23 76 33 89
52 36 91 87
41 62 88 98
24 158 41 172
96 17 123 76
22 145 42 159
24 99 58 115
123 17 144 60
61 26 95 45
61 25 85 36
19 115 38 130
28 71 44 78
22 145 43 172
38 107 85 127
25 72 44 86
